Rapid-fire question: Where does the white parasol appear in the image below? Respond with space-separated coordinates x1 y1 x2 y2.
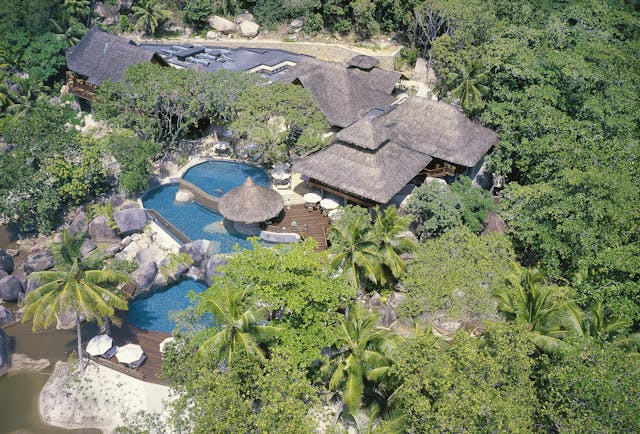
115 344 144 364
86 334 113 356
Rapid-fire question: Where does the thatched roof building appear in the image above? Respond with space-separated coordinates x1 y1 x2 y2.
380 98 498 167
280 58 399 128
218 177 284 223
66 27 166 86
293 97 498 204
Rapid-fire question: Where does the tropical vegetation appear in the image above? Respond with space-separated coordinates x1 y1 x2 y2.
21 230 130 374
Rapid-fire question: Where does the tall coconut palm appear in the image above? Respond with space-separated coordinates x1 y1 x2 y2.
50 18 87 47
371 206 416 286
329 214 384 293
328 306 398 414
63 0 91 19
22 230 129 375
449 59 490 111
198 284 280 368
494 265 579 353
132 0 171 36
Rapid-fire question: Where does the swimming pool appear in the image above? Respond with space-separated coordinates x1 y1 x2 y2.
142 160 272 252
127 279 209 333
182 160 271 197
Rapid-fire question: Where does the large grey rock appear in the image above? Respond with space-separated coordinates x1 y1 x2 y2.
179 240 210 267
88 216 119 243
239 20 259 37
66 211 88 236
380 306 397 328
0 249 14 274
26 274 43 293
0 270 7 279
80 239 97 256
209 15 235 34
0 306 14 327
205 255 228 285
101 243 122 256
290 17 304 29
131 261 157 295
113 208 148 235
0 329 10 376
135 247 163 267
0 275 23 301
23 253 54 274
159 257 189 284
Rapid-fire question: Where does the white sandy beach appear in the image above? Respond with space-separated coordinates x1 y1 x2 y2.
40 360 173 433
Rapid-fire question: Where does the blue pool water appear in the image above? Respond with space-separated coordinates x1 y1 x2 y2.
142 160 272 252
127 279 209 333
183 160 271 197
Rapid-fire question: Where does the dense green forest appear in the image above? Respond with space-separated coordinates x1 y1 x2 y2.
1 0 640 432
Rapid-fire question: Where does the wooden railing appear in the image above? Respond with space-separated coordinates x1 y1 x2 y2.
421 166 456 178
66 71 97 100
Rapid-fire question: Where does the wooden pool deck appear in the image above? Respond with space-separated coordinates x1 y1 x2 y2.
264 204 330 251
85 321 170 385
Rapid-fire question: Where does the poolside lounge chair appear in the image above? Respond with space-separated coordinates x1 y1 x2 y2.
128 353 147 370
101 345 118 359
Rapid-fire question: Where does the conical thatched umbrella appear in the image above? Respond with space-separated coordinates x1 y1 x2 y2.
218 177 284 224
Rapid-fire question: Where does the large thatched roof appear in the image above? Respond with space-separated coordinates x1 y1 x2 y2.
293 141 431 204
380 97 498 167
336 116 388 150
218 177 284 223
280 58 398 128
347 54 379 70
347 68 402 95
66 27 166 85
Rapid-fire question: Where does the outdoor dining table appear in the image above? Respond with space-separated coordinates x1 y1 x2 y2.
272 171 291 182
320 197 340 214
213 141 230 155
303 192 322 209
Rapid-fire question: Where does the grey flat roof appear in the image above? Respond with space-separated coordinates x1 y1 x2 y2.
140 44 307 74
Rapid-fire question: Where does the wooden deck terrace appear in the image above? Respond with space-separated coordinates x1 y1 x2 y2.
85 320 170 385
264 204 330 251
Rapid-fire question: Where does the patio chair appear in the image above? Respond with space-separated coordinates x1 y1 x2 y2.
101 345 118 359
128 353 147 370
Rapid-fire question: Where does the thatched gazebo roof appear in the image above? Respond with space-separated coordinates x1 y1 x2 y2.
66 27 167 85
218 177 284 224
347 54 379 70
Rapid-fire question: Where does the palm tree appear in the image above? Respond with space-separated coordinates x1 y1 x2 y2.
449 59 490 111
132 0 171 36
63 0 91 19
371 206 416 286
197 284 280 368
346 402 407 434
50 18 87 47
494 265 579 353
22 230 129 375
329 214 384 293
564 300 640 349
328 306 398 414
5 77 50 121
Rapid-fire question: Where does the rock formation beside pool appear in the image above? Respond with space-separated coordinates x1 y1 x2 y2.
0 248 14 274
113 208 148 235
89 215 120 243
